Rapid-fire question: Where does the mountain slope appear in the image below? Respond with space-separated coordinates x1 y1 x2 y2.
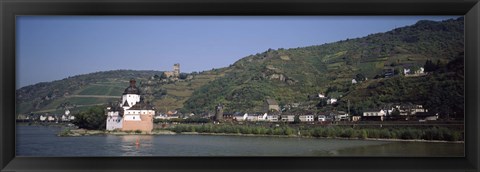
183 17 464 114
16 17 464 116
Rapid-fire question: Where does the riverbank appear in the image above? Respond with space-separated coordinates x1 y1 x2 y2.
58 129 177 136
58 128 464 143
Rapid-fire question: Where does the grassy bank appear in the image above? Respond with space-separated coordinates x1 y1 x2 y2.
58 128 176 136
168 124 464 142
56 123 464 142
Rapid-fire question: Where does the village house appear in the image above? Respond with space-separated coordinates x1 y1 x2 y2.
403 63 425 77
410 105 428 114
154 113 167 119
351 116 361 122
234 113 248 121
222 113 235 122
333 111 349 121
318 93 326 98
47 115 56 122
61 115 69 121
267 115 280 122
39 115 47 122
257 113 268 121
299 114 314 122
327 98 337 105
16 114 29 121
265 99 280 112
362 109 386 121
61 109 75 121
352 79 357 84
317 115 327 122
281 114 295 122
247 115 258 122
383 67 395 78
415 112 439 121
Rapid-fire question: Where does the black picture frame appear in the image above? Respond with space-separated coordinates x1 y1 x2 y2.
1 0 479 171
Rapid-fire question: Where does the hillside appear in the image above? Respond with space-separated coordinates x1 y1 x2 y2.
183 17 464 114
16 69 229 115
16 17 464 117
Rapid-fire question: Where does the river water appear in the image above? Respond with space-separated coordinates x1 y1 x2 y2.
16 125 464 157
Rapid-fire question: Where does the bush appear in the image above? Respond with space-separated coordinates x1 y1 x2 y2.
71 105 106 130
340 128 355 138
400 129 421 140
359 130 368 139
379 129 391 139
367 129 380 138
58 128 73 136
284 127 294 135
168 124 463 141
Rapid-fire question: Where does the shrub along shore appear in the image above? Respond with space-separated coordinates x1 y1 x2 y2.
58 123 464 142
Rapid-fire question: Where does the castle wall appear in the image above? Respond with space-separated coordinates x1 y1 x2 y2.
106 111 123 131
122 112 154 133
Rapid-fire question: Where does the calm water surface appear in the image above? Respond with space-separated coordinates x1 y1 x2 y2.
16 125 464 157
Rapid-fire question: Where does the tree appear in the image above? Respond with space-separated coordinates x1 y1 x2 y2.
72 105 106 130
355 73 366 82
391 108 400 116
293 115 301 124
316 99 327 108
160 72 168 79
424 60 438 72
179 73 189 80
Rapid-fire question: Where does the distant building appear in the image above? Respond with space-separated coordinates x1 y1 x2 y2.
317 115 327 122
265 99 280 112
351 116 361 122
280 115 295 122
215 104 224 121
234 113 248 121
383 67 395 78
257 113 268 121
299 115 314 122
403 68 411 75
352 79 357 84
362 109 386 121
163 63 181 78
334 111 349 121
318 93 326 98
327 98 337 105
267 115 280 122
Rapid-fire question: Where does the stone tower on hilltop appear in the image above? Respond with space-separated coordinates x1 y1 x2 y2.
173 63 180 77
163 63 181 78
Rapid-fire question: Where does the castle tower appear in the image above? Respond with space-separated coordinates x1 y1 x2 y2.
173 63 180 77
215 104 224 121
121 79 141 110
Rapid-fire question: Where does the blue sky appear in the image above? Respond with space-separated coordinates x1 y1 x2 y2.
16 16 459 89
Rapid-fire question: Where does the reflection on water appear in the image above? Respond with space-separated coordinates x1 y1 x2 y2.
118 135 154 156
16 126 464 157
334 141 464 157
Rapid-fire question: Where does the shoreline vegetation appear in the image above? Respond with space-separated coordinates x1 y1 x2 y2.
53 123 464 143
